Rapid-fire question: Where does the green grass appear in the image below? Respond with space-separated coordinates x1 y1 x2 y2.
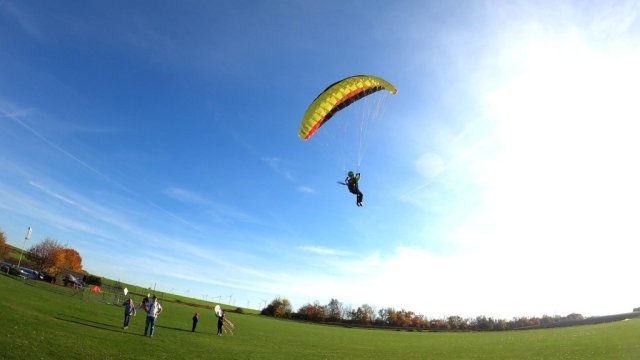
4 243 24 262
1 274 639 360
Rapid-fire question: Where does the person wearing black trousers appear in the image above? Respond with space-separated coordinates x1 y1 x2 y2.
216 310 225 335
338 171 363 206
192 312 199 332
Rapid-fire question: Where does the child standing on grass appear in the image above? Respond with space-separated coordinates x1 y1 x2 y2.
122 298 136 330
192 312 199 332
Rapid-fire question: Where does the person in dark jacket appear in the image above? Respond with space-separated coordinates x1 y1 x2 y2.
216 310 225 335
192 312 199 332
139 294 150 309
122 298 136 330
338 171 363 206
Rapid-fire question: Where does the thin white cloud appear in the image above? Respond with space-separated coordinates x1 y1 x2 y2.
298 246 346 256
163 187 208 204
262 157 294 181
398 182 430 199
591 1 639 37
297 186 314 193
0 107 37 119
28 181 79 207
4 1 41 39
1 106 203 233
163 186 268 226
415 153 444 178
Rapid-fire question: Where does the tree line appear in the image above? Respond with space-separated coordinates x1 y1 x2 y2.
260 297 585 331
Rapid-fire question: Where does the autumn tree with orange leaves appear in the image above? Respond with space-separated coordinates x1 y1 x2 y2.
27 237 82 274
0 228 10 260
53 248 82 273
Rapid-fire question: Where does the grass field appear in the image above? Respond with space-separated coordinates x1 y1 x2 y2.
4 243 24 262
1 274 639 360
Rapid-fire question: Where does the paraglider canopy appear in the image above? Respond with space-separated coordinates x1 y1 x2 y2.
298 75 397 141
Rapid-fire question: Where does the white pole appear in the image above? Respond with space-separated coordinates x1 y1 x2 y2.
16 227 32 270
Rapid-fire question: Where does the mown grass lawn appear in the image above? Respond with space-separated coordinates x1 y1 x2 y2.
1 274 639 359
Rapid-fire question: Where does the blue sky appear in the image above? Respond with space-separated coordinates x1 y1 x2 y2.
1 0 639 319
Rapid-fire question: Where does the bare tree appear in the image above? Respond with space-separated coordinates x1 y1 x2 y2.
377 307 389 323
447 315 464 330
26 237 64 272
350 304 376 325
342 304 353 321
312 301 327 322
327 298 343 322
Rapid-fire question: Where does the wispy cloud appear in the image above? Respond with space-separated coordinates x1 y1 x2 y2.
0 107 37 118
28 181 79 207
4 1 41 39
262 157 294 180
1 107 207 233
298 246 347 256
163 187 208 204
0 176 137 247
399 182 430 199
297 186 314 193
163 186 267 226
1 107 136 196
415 153 444 178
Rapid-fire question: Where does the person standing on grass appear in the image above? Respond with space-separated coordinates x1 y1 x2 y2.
143 295 163 337
216 309 225 335
192 312 199 332
139 293 150 310
122 298 136 330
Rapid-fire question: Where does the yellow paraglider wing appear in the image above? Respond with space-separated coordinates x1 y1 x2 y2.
298 75 397 140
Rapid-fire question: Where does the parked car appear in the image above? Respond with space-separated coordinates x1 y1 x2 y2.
63 274 84 288
39 271 56 283
0 261 12 271
20 267 39 280
3 265 27 279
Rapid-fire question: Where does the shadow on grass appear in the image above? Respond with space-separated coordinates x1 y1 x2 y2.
55 314 143 336
56 314 212 336
156 324 197 333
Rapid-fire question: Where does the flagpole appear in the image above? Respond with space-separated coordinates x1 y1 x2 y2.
16 227 32 270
